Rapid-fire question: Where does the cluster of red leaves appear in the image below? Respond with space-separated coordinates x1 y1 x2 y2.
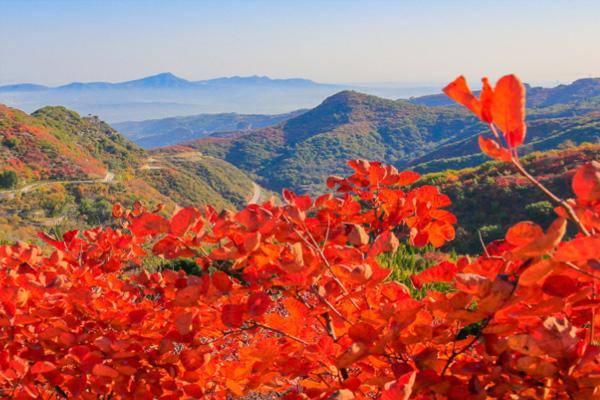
444 74 525 161
1 76 600 399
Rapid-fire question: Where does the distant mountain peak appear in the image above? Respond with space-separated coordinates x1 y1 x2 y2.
125 72 191 88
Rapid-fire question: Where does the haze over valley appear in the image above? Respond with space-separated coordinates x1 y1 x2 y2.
0 72 441 122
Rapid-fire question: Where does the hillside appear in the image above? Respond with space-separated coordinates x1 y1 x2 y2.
182 91 484 193
114 109 306 148
182 88 600 194
419 143 600 253
0 105 261 243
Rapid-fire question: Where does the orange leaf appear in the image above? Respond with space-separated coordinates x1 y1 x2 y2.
336 342 368 369
368 231 399 257
491 74 526 148
478 135 512 162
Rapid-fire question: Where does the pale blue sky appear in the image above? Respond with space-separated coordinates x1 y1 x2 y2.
1 0 599 86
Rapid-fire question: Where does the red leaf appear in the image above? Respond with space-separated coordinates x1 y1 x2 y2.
92 363 119 378
130 213 170 236
128 309 147 325
30 361 56 374
247 292 272 316
573 161 600 203
174 285 202 307
411 261 457 289
348 322 378 344
491 74 526 148
112 203 123 218
212 271 232 293
175 311 194 335
396 171 420 186
506 221 544 246
221 304 245 328
381 370 416 400
542 275 579 297
183 384 204 398
170 207 201 236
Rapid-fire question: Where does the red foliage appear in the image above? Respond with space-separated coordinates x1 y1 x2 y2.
1 77 600 399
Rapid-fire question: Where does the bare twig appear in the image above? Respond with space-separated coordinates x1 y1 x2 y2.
488 124 590 236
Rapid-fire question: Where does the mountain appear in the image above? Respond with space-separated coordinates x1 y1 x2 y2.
418 143 600 254
0 73 441 122
181 87 600 195
0 104 262 243
410 78 600 118
177 91 484 193
114 109 306 148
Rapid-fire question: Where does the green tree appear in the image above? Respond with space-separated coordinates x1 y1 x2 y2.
0 170 18 189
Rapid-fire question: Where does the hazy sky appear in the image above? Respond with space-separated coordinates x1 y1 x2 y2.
1 0 599 86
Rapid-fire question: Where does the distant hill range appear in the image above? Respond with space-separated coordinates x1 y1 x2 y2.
114 110 306 148
0 104 264 243
174 76 600 194
0 72 439 122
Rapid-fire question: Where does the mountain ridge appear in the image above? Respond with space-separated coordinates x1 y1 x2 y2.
181 80 600 194
0 72 331 92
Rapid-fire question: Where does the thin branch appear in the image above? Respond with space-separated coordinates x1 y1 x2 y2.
312 285 351 323
441 316 491 376
563 261 600 280
321 312 349 380
253 322 310 346
478 230 490 257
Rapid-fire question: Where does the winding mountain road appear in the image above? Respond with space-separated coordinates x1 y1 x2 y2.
249 182 262 204
0 171 115 200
